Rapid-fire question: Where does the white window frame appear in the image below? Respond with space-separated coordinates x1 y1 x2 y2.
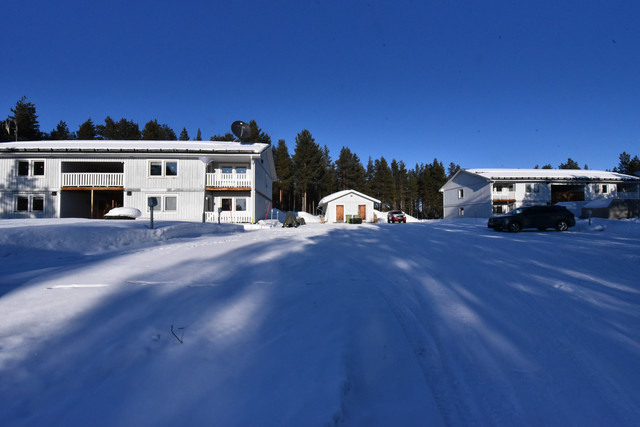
458 189 464 199
148 160 178 177
146 195 178 212
16 160 45 177
459 207 465 216
15 194 45 212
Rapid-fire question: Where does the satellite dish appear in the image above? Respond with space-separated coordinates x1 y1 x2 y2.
231 121 251 141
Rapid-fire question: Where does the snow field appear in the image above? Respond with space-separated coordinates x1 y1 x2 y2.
0 217 639 426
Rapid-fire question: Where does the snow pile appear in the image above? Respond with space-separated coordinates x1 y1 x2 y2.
1 217 639 425
0 218 244 256
104 207 142 218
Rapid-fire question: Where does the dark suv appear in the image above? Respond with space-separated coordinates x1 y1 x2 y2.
488 205 575 232
387 210 407 223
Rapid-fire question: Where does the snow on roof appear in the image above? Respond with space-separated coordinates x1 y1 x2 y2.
465 168 639 181
0 140 269 155
318 189 381 205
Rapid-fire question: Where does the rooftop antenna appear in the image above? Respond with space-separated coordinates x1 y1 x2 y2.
231 121 251 142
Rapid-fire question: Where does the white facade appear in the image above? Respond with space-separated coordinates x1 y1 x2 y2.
0 140 277 223
440 169 640 219
318 189 381 223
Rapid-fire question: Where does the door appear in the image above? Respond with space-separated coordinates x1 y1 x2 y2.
358 204 366 221
336 205 344 222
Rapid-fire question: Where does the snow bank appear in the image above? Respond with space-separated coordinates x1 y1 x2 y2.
0 219 244 256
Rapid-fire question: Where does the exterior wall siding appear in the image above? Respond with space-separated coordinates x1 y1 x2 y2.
441 170 640 219
0 142 276 223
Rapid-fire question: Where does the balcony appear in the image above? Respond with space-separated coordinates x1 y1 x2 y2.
62 172 123 188
204 211 252 224
492 191 516 202
206 173 251 189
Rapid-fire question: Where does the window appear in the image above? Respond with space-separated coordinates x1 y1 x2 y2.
147 195 177 212
15 195 44 212
165 162 178 176
18 161 29 176
236 167 247 174
150 161 163 176
221 198 232 211
32 196 44 211
33 161 45 176
17 196 29 211
459 207 465 216
17 160 44 176
149 161 177 177
458 189 464 199
222 167 233 174
165 196 177 211
526 183 540 193
236 198 247 211
602 185 608 194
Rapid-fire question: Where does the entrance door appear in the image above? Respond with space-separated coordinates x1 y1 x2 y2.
336 205 344 222
358 204 366 221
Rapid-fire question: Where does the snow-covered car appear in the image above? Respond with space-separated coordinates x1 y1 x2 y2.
488 205 575 232
387 210 406 223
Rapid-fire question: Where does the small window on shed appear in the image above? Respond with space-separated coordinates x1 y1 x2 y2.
458 189 464 199
459 207 464 216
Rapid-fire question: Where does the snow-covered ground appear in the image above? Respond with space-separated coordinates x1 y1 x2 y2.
1 217 639 426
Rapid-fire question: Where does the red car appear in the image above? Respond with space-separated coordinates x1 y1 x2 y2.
387 210 406 223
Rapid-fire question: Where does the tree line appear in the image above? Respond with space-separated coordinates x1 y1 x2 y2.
2 96 639 218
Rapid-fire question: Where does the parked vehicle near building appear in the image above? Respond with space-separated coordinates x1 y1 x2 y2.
488 205 575 232
387 210 407 223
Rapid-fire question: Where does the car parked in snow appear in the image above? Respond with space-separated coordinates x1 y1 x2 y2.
387 210 407 223
488 205 575 232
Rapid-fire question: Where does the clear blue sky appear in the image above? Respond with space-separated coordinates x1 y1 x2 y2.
2 0 639 171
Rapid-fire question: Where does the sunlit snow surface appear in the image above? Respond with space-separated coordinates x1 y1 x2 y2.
1 216 639 426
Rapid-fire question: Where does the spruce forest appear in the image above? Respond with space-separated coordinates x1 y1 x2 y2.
3 97 640 218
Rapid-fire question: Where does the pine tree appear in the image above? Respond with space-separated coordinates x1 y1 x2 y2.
273 139 294 211
97 117 141 140
8 96 41 141
179 128 189 141
614 152 640 176
195 129 202 141
77 118 97 140
210 133 235 141
49 121 74 140
559 158 580 169
336 147 366 192
142 120 176 140
292 130 324 212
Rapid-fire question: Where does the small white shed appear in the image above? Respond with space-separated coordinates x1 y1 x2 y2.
318 189 380 223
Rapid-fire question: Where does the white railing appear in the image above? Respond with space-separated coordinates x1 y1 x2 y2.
62 173 123 187
205 211 252 223
206 173 251 188
492 191 516 201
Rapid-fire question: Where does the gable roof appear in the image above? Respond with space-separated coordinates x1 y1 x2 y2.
318 189 381 206
465 168 639 181
0 140 269 155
